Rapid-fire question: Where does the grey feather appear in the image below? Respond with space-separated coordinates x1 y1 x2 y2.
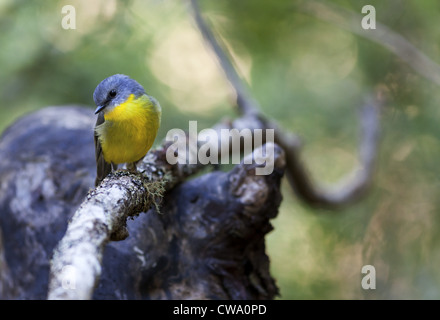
94 112 113 186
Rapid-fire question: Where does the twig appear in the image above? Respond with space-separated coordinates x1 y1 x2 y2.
189 0 382 208
189 0 258 117
282 95 381 208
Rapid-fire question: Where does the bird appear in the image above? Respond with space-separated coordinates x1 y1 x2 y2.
93 74 161 186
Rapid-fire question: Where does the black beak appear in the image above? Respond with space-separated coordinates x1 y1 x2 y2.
94 105 106 114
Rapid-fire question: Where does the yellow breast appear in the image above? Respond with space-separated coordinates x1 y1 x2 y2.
95 94 161 164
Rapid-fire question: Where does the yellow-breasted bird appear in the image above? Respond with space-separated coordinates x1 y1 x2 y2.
93 74 161 186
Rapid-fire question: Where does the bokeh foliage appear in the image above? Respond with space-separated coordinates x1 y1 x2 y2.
1 0 440 299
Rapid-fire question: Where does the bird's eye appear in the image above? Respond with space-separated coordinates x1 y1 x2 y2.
109 89 117 98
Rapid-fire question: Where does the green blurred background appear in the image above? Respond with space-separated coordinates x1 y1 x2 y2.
2 0 440 299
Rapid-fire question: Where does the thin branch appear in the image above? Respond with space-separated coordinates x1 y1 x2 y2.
188 0 382 208
189 0 259 116
282 95 381 208
301 0 440 86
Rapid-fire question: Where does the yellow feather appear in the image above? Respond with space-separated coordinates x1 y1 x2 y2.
95 94 161 164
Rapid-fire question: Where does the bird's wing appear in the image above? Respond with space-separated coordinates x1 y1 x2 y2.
94 113 112 186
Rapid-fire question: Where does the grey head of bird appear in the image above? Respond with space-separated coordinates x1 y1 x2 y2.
93 74 146 115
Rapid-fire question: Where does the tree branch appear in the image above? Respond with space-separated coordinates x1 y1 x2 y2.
47 173 157 299
189 0 259 117
281 95 381 208
46 138 203 299
47 140 284 299
188 0 382 208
